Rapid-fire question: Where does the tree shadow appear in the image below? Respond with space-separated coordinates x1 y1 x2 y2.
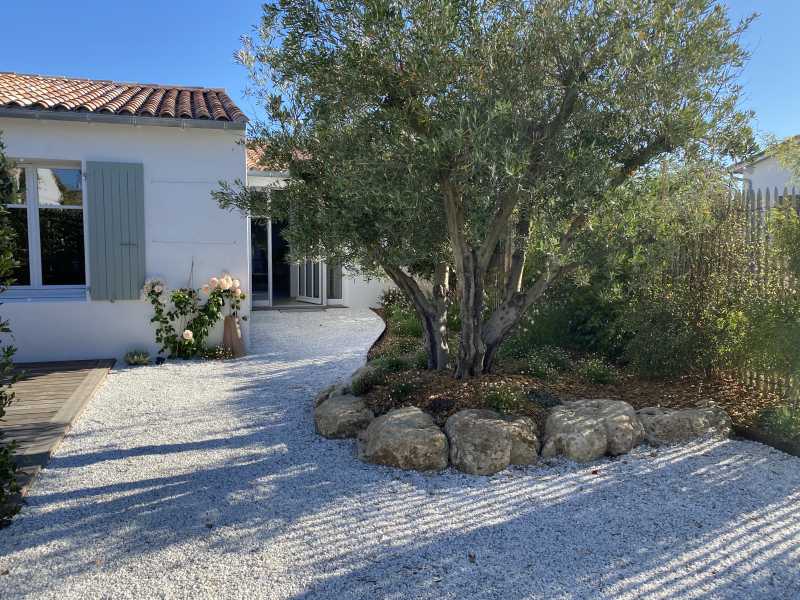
0 310 798 599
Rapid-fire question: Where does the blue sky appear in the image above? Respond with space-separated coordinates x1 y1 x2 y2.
0 1 797 142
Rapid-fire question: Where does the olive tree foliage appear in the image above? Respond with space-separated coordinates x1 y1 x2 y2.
217 0 754 377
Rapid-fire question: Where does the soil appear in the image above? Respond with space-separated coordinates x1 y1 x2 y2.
365 309 790 443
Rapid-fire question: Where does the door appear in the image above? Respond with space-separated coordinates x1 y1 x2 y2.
250 219 271 306
297 259 323 304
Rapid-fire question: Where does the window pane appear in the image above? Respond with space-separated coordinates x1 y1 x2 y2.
327 263 342 299
39 208 85 285
2 168 26 205
37 168 82 207
6 208 30 285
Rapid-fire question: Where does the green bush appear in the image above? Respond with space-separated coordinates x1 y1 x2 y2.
351 367 386 396
413 349 429 369
380 288 412 313
389 381 415 402
759 405 800 442
485 383 527 414
372 336 422 359
372 355 412 373
392 315 424 338
576 356 619 384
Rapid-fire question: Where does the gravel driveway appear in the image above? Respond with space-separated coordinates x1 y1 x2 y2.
1 308 799 599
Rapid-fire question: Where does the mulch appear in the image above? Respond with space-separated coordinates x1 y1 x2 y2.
365 308 792 449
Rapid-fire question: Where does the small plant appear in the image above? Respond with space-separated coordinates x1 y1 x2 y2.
124 350 150 366
524 346 572 379
413 349 429 369
759 405 800 441
351 367 386 396
372 337 421 360
380 288 412 313
576 356 619 384
372 355 411 373
485 383 526 414
392 315 424 338
389 381 415 402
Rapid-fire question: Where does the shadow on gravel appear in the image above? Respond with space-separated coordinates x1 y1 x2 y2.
2 310 799 599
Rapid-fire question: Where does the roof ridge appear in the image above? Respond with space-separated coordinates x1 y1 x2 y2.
0 71 229 93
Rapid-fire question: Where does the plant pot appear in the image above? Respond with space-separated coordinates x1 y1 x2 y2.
222 315 246 358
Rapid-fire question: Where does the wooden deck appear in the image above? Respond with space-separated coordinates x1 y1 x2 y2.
2 359 115 496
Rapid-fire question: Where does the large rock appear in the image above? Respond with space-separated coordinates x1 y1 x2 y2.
503 415 541 465
361 407 449 471
444 409 539 475
637 404 732 446
541 399 645 462
315 394 374 438
314 383 350 407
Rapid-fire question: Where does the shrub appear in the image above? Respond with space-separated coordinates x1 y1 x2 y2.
124 350 151 366
351 367 386 396
392 315 424 338
485 383 527 414
759 405 800 442
372 355 411 373
389 381 415 402
576 357 619 384
372 337 422 360
525 354 558 380
413 349 429 370
380 288 412 313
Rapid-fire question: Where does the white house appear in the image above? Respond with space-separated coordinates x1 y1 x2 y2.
0 72 388 363
735 143 799 193
246 151 389 310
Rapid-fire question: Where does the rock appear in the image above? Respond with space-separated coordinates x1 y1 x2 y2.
361 407 449 471
541 399 645 462
314 394 374 438
444 409 513 475
502 415 540 465
637 404 732 446
314 383 349 407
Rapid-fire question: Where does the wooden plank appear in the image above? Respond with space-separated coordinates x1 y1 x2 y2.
0 358 114 498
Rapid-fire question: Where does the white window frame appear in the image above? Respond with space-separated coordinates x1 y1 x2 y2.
4 159 89 302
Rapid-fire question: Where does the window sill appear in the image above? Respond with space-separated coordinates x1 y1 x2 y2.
3 287 87 302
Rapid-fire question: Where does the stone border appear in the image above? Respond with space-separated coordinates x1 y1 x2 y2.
314 361 735 475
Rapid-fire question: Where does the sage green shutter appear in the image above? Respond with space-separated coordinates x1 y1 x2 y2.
86 162 145 300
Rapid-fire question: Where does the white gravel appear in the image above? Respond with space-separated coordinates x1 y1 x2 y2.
1 308 799 599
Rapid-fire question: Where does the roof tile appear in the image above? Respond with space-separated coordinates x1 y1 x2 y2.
0 72 247 123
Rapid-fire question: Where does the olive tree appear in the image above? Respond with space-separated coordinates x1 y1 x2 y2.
218 0 754 376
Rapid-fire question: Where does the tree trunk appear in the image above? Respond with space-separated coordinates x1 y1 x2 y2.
381 262 450 370
455 252 486 378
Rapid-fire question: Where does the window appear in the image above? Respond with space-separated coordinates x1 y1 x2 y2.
2 165 86 291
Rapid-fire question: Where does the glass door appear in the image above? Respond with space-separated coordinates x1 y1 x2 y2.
297 259 322 304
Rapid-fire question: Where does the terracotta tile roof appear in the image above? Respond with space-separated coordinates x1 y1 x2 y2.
0 72 247 123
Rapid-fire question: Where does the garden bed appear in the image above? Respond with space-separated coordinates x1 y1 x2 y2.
363 304 797 455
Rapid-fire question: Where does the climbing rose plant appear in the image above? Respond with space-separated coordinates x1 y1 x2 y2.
145 274 245 358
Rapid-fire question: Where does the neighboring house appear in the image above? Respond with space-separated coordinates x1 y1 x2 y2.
735 143 799 193
0 72 388 363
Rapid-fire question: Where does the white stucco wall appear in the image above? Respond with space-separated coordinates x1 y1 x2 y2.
0 117 249 362
741 156 798 193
